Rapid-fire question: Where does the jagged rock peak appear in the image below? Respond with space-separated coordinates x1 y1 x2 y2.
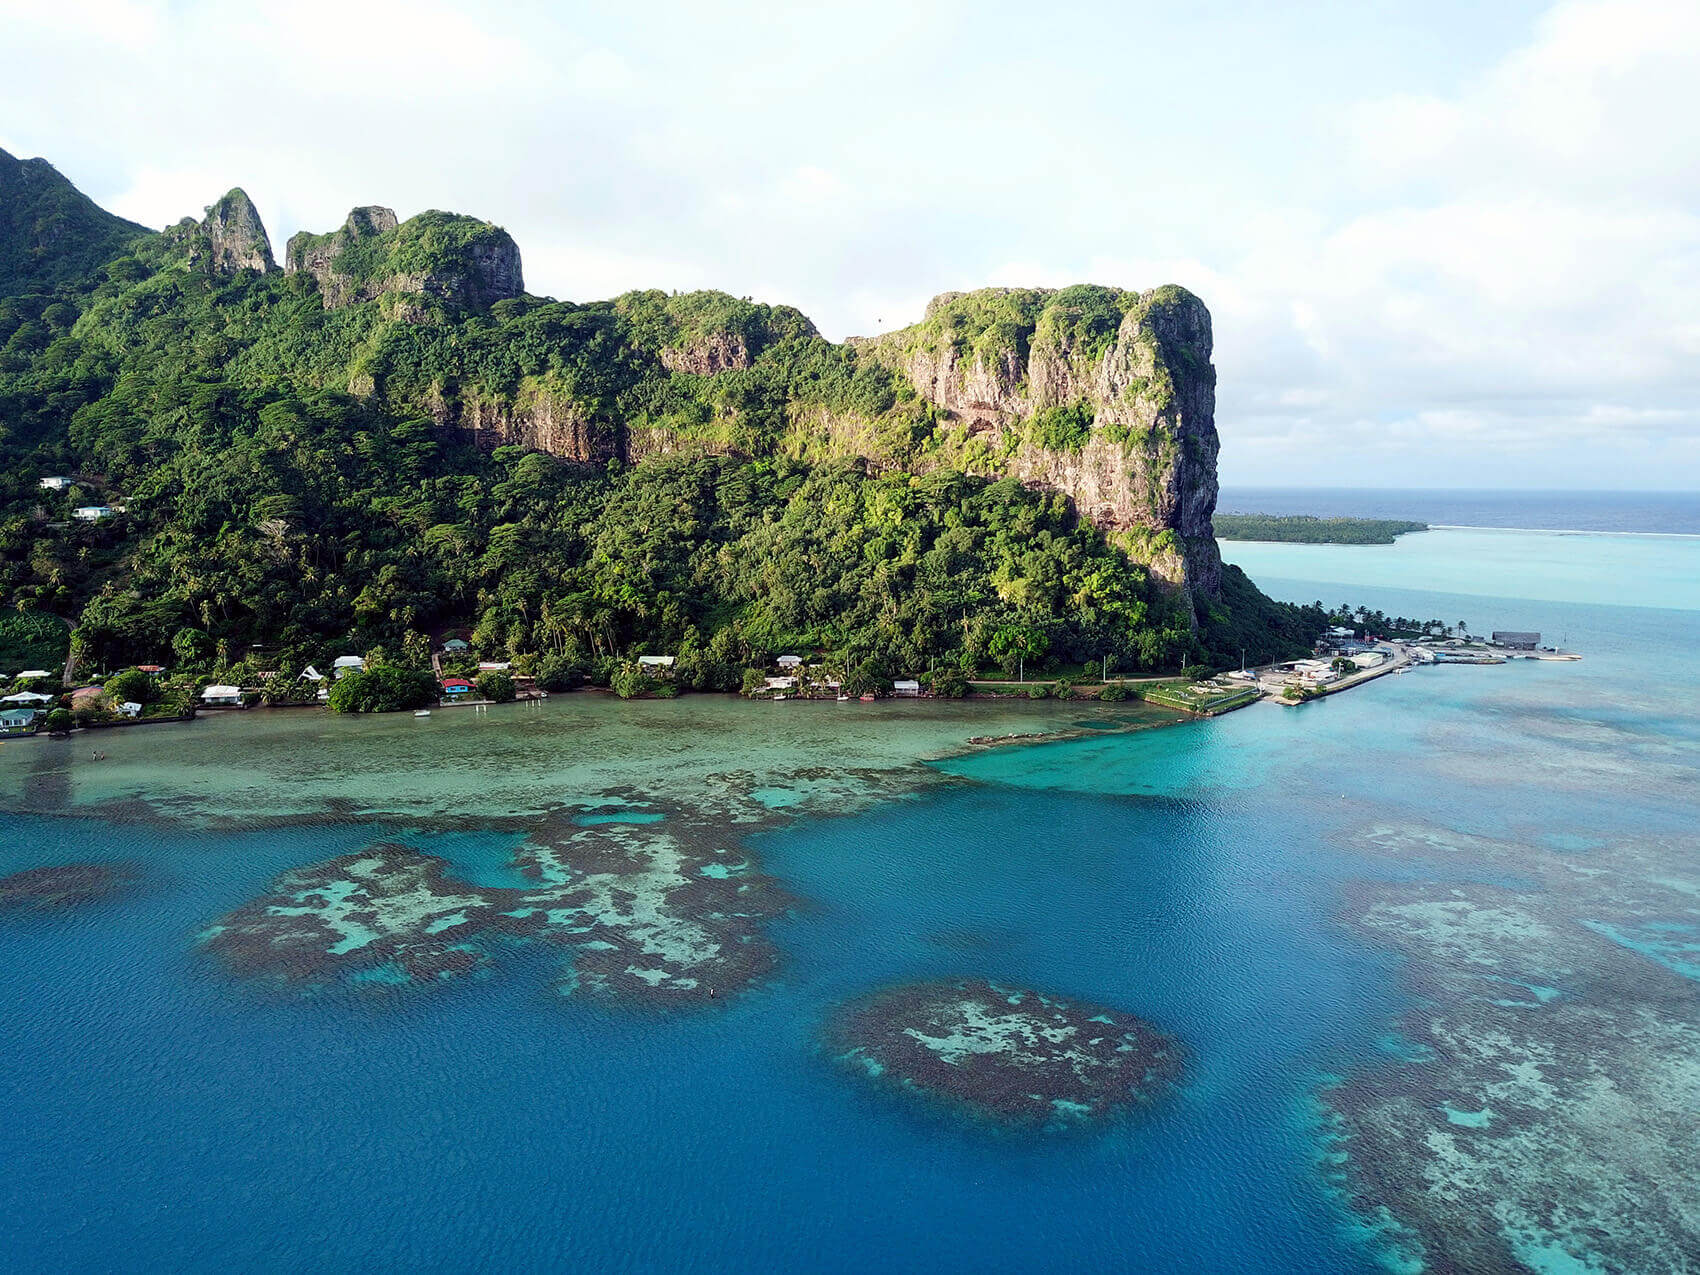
284 206 521 314
344 206 398 238
195 189 275 275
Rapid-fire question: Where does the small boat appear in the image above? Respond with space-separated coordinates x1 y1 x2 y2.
836 693 849 702
414 710 431 717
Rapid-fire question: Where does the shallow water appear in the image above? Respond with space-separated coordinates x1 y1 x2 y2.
2 529 1696 1272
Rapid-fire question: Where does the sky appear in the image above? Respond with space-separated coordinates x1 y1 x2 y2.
3 0 1697 489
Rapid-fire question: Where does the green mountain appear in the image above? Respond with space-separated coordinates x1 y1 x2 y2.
0 149 150 297
0 156 1322 687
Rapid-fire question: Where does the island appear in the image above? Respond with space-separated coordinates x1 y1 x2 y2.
0 144 1332 716
1214 514 1428 544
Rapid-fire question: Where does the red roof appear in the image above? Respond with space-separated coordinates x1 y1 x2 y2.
441 678 473 690
137 664 165 673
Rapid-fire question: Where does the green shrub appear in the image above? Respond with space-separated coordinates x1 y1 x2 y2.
327 665 437 713
104 668 153 705
1029 401 1094 452
610 661 659 699
534 653 584 692
1099 683 1130 701
1025 684 1050 699
44 708 72 732
475 671 516 702
926 667 969 698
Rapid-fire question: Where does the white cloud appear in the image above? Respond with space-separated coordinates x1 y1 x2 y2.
1205 0 1700 485
1 0 1696 486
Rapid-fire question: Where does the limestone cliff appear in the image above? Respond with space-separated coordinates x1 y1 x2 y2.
853 285 1221 599
425 379 619 462
190 189 275 275
285 207 522 312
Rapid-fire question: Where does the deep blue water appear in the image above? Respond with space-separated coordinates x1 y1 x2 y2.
3 496 1698 1273
1219 487 1700 535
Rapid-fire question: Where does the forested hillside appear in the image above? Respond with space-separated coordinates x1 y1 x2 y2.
0 153 1324 688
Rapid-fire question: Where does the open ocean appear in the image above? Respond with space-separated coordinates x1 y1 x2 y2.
2 491 1696 1273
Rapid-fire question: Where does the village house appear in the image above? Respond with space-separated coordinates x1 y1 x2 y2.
1 690 54 705
776 655 803 670
637 655 676 677
0 707 38 732
201 685 242 706
441 678 474 697
442 638 470 653
332 655 365 678
17 670 54 681
73 505 115 521
892 679 922 697
38 476 71 491
119 701 142 718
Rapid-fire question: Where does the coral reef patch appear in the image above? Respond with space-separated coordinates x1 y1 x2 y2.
198 808 790 1006
1328 823 1700 1274
0 862 140 910
824 979 1180 1132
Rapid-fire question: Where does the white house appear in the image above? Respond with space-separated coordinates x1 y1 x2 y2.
201 685 242 706
1328 626 1354 639
38 476 70 491
477 661 511 671
776 655 803 669
332 656 365 678
763 676 798 692
17 669 53 680
73 505 115 521
893 679 922 697
0 690 53 704
119 701 142 718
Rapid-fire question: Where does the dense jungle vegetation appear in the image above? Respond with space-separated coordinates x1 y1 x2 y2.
0 150 1324 692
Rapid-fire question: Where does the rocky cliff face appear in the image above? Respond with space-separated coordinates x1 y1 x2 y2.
857 285 1222 601
284 206 395 307
425 379 619 462
284 207 522 313
658 331 754 374
191 189 275 275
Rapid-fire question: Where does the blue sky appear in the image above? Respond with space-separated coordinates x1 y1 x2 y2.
3 0 1696 488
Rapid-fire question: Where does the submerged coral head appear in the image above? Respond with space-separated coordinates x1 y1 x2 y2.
824 978 1182 1133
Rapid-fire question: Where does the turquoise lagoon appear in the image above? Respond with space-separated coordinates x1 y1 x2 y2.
2 527 1697 1272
